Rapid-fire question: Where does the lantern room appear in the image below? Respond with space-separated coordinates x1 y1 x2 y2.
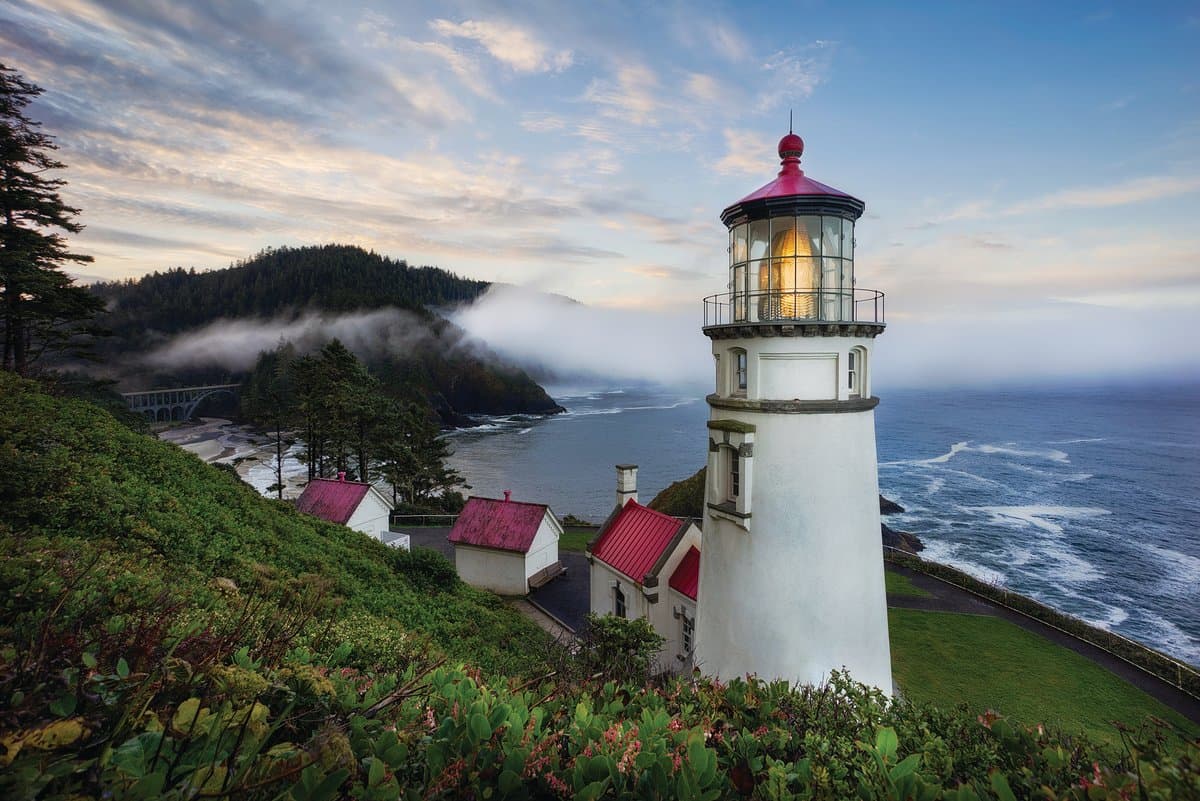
710 132 879 327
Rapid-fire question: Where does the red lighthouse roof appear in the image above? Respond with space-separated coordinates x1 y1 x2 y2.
721 131 864 225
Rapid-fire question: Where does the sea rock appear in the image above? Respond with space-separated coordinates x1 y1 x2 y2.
879 495 905 515
881 522 924 554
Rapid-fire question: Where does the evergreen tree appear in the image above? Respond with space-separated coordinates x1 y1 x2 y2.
241 341 297 499
0 64 102 374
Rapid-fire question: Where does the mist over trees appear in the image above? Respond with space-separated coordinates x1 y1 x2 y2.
243 339 466 510
0 64 102 375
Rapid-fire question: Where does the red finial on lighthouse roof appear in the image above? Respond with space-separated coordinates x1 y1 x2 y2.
778 132 804 160
721 128 864 224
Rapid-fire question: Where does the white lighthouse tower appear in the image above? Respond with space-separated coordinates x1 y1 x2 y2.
694 130 892 691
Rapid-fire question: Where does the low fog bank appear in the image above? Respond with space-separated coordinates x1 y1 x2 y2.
450 285 712 389
141 307 438 371
872 302 1200 391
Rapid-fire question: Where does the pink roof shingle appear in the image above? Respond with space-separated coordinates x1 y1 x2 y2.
295 478 372 525
590 499 685 583
448 496 549 554
669 546 701 601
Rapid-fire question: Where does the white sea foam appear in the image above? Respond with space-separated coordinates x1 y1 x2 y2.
925 477 945 495
1138 611 1200 665
1141 543 1200 598
976 443 1071 463
1047 437 1107 445
966 505 1110 537
518 428 533 435
921 540 1008 586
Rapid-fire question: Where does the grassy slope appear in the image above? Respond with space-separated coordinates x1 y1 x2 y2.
885 570 932 598
0 372 548 677
889 609 1198 744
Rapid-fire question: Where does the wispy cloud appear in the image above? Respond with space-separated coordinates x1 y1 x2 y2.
583 63 662 127
714 129 776 176
430 18 573 73
1004 174 1200 215
757 42 836 111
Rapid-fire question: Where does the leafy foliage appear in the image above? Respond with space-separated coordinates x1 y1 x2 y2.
648 467 707 518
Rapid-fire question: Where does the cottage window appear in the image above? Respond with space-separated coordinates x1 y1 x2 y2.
614 585 627 618
681 613 694 655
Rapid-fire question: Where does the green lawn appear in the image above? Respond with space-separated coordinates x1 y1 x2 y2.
560 527 598 552
889 608 1199 745
884 568 932 598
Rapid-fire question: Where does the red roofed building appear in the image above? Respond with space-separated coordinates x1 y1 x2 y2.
587 466 701 671
295 473 393 541
449 492 563 595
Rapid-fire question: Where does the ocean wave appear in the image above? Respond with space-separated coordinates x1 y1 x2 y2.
965 505 1111 537
925 477 945 495
976 444 1070 463
921 540 1008 586
1141 542 1200 598
1047 437 1107 445
1136 611 1200 665
518 428 533 435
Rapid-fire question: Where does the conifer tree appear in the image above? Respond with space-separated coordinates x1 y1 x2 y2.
0 64 102 374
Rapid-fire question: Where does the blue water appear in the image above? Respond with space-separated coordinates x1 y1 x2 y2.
445 383 1200 665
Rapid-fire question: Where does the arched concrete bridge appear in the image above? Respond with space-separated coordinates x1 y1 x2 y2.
121 384 240 423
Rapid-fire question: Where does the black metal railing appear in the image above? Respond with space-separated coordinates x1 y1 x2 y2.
702 288 885 327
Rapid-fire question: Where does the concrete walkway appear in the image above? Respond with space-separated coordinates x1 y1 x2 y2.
390 526 1199 725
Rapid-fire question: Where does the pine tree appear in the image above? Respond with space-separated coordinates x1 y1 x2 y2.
0 64 102 374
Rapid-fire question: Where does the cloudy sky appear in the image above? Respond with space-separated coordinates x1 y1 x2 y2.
3 1 1198 386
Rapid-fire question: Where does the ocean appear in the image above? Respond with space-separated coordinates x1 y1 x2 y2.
444 382 1200 666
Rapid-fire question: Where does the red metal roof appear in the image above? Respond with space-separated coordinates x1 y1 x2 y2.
726 132 857 208
590 499 685 583
295 477 372 525
669 546 701 601
448 496 549 554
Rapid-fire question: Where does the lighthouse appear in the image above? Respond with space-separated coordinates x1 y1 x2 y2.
693 130 892 691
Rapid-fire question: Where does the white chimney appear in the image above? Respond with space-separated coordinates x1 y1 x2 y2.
616 464 638 507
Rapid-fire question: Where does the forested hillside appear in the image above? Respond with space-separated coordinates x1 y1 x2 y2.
84 245 562 422
3 373 1197 800
90 244 487 333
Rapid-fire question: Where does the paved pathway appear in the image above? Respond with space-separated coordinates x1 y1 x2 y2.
390 526 1199 725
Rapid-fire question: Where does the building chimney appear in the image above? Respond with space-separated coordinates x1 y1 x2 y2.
616 464 638 507
503 490 511 502
337 471 346 482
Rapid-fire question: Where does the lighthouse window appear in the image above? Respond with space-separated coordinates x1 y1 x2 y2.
848 347 866 398
728 452 740 500
729 215 855 323
734 349 748 394
614 585 627 618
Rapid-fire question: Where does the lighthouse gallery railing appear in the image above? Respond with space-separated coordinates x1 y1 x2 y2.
702 288 885 327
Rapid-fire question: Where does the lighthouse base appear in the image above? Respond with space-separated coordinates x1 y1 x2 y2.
694 405 892 693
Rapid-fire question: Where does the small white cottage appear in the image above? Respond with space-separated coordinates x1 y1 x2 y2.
587 466 702 671
448 492 563 595
295 472 393 541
